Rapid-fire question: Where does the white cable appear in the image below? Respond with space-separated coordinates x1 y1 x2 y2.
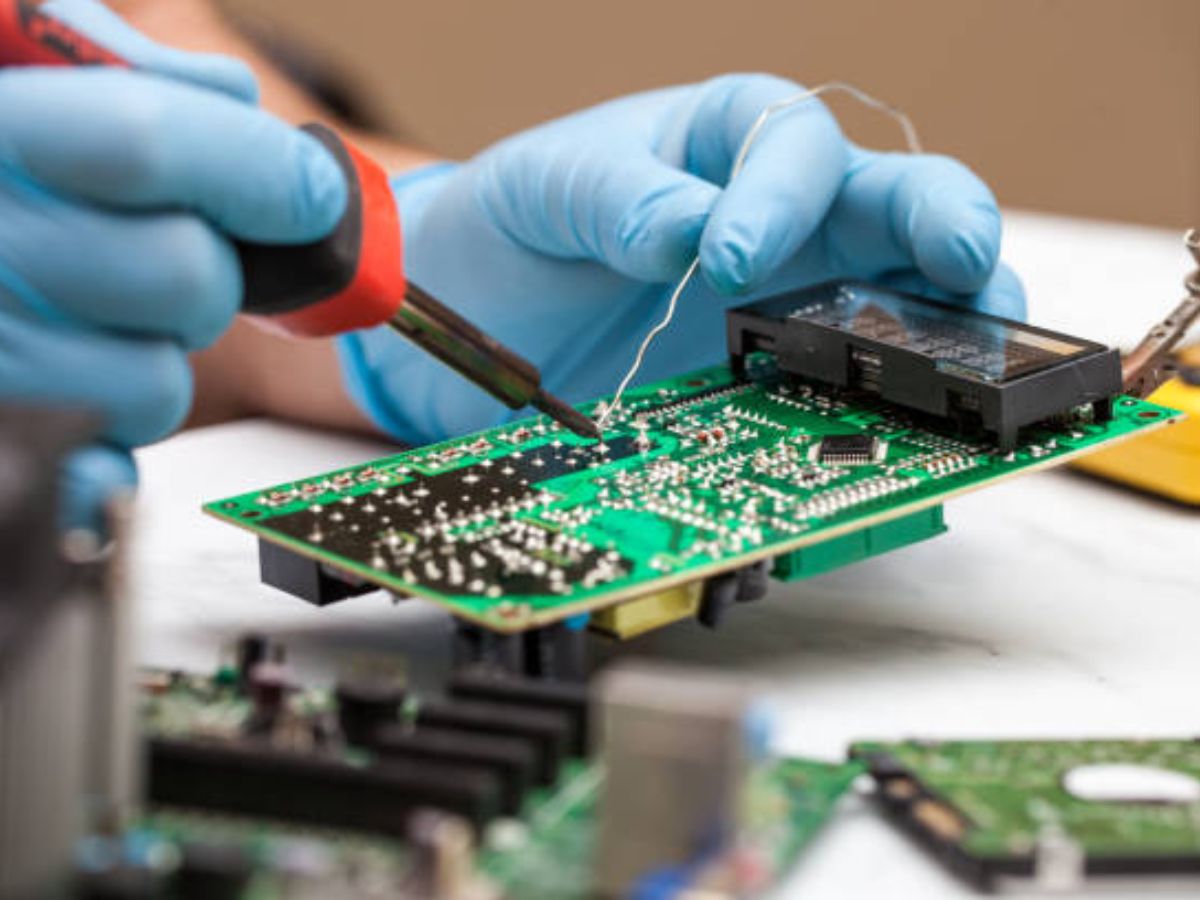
594 81 923 431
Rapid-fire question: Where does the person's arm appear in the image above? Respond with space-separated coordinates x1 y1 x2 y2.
184 319 380 431
112 0 436 434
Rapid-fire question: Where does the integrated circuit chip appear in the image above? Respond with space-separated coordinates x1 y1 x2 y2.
813 433 885 466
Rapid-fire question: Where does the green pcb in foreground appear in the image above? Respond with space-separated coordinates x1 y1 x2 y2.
207 357 1178 631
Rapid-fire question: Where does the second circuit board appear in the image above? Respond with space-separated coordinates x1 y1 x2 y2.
207 356 1177 631
852 738 1200 888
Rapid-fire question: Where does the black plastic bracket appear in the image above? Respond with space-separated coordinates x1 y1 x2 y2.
257 540 376 606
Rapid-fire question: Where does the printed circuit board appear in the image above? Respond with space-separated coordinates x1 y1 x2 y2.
477 755 862 898
207 356 1176 632
853 738 1200 888
134 665 859 898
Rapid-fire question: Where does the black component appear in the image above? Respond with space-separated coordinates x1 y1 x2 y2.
453 620 588 682
234 635 268 689
245 648 291 734
727 280 1121 451
453 621 525 674
853 749 907 779
147 737 501 835
258 539 376 607
336 674 406 745
236 124 362 316
698 560 771 630
522 622 588 682
74 867 166 900
816 433 880 466
412 699 571 785
697 571 739 629
175 842 255 900
449 668 591 755
370 725 538 815
735 559 771 603
258 439 641 600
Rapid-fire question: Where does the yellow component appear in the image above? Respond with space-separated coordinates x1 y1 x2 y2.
1074 370 1200 505
590 581 703 639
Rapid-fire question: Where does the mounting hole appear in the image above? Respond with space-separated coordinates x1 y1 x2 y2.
240 509 262 520
1138 410 1161 419
1063 764 1200 804
685 377 709 387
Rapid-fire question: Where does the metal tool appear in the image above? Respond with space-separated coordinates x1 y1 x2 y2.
391 284 600 438
1121 229 1200 398
0 0 599 439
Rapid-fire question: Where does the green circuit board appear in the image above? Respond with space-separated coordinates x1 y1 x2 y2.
853 738 1200 888
479 756 863 898
206 356 1177 631
131 758 858 899
127 668 859 898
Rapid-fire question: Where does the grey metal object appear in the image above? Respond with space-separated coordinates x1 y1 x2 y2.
391 283 599 439
594 662 756 896
0 409 136 897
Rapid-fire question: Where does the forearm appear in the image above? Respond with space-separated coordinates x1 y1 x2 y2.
112 0 437 433
187 320 376 433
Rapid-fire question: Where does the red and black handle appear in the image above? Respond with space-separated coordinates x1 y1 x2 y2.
233 125 405 337
0 0 406 338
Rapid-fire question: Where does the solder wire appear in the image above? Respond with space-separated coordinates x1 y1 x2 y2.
594 82 923 432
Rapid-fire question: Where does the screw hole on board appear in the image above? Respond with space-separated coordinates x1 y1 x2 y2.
1138 410 1161 419
241 509 262 520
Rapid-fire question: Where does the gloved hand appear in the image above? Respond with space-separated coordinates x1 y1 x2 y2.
340 74 1025 444
0 0 347 530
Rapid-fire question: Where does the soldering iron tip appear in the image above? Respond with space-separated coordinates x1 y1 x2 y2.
533 389 602 440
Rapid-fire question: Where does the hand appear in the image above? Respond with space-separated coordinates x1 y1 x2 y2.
0 0 347 529
339 74 1025 444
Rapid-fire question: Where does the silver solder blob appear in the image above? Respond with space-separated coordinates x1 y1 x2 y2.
593 82 924 433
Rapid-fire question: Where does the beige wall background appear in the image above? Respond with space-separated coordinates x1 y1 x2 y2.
228 0 1200 228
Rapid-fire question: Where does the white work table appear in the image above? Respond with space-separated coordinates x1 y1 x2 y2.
134 211 1199 899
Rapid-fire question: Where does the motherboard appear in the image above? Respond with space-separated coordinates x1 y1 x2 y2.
207 354 1174 632
109 647 862 899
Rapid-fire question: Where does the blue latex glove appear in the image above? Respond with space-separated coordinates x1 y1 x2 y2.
341 74 1025 444
0 0 347 530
